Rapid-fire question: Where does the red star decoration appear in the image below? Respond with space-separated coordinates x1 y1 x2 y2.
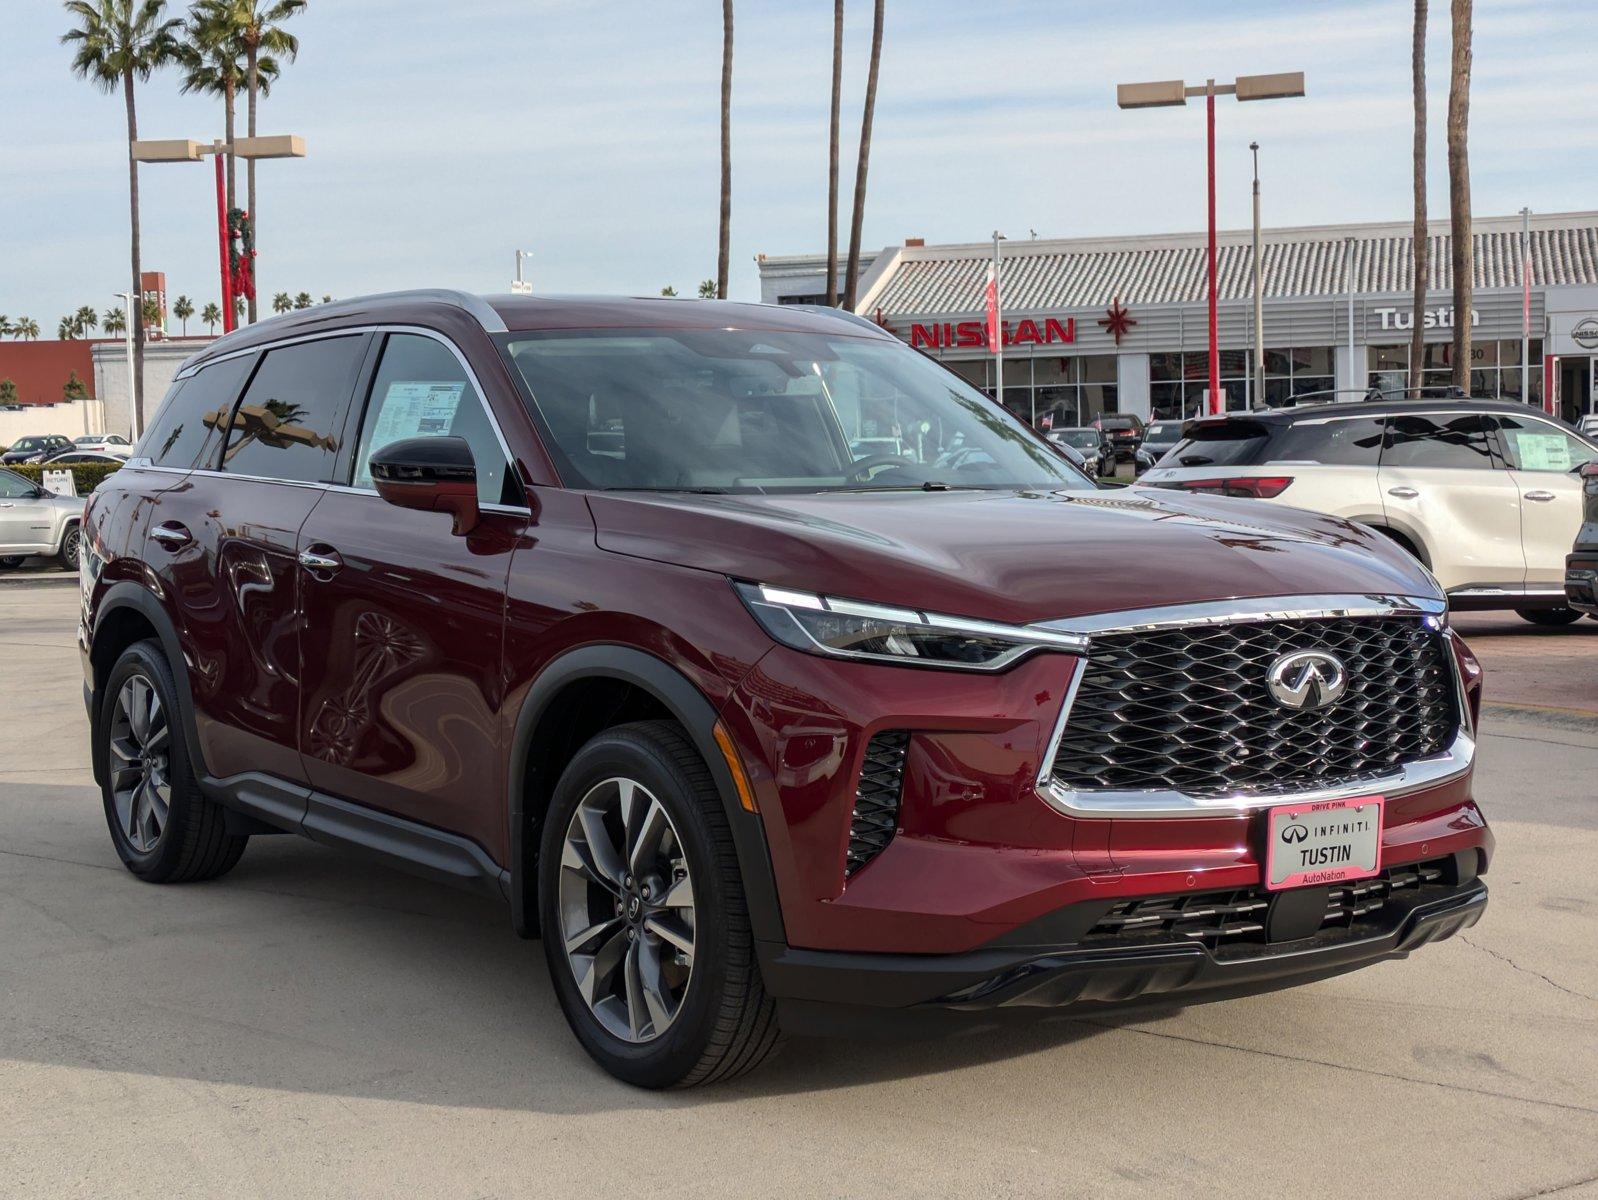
1098 298 1137 346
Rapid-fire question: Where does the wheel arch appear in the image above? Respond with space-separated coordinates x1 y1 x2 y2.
507 644 783 945
90 581 206 788
1357 516 1431 568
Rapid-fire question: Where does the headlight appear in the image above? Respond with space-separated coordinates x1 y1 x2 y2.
733 581 1086 671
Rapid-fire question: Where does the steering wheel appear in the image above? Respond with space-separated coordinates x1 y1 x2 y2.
844 453 918 484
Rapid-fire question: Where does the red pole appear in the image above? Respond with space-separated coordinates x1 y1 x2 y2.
1206 84 1220 416
215 150 234 334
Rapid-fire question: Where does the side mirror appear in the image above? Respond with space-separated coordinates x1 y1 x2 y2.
369 436 480 535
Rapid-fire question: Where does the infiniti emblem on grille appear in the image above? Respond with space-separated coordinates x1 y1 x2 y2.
1265 650 1348 710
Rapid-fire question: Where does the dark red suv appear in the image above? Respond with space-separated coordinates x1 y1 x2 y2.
80 292 1491 1087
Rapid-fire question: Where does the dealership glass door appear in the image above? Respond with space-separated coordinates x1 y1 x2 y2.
1558 357 1594 424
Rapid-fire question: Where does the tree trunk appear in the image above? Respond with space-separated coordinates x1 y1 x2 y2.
843 0 884 312
247 46 259 325
123 69 145 432
1447 0 1473 391
1409 0 1428 394
717 0 733 299
826 0 843 307
224 79 237 216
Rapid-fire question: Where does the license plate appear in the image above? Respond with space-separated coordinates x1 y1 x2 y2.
1265 797 1384 891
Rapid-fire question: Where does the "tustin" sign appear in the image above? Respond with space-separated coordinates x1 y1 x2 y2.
910 317 1075 350
1372 305 1480 331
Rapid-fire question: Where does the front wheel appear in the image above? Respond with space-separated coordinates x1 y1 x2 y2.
539 720 779 1088
1516 607 1583 627
57 525 81 572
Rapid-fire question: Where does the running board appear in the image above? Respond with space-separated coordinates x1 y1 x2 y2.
204 771 511 902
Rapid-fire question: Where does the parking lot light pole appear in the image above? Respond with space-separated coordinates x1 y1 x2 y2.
131 135 307 335
1117 72 1304 417
113 292 138 440
1251 141 1264 409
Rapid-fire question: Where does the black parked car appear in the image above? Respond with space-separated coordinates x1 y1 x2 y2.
1135 419 1186 472
1565 461 1598 617
1092 413 1144 462
2 435 73 464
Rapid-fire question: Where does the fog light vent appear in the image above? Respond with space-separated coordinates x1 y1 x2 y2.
847 731 909 878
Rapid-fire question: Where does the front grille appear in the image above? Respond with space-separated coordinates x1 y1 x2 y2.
846 731 909 878
1086 859 1453 954
1050 616 1456 798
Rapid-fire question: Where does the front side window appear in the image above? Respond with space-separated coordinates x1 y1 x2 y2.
220 336 364 482
0 469 38 498
139 354 255 470
499 329 1088 493
351 333 519 506
1494 413 1598 473
1381 413 1500 469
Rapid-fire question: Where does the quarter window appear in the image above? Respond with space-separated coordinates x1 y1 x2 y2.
1265 418 1386 466
1494 413 1598 473
351 333 519 506
220 336 365 482
1381 413 1501 469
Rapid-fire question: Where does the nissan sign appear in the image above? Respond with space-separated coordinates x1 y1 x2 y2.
1573 317 1598 350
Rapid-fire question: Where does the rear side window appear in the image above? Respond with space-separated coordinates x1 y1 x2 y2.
138 355 254 470
1382 413 1500 469
350 333 520 506
1163 421 1269 467
1264 417 1385 466
220 336 365 482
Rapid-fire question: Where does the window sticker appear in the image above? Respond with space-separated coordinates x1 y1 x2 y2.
357 380 466 485
1514 431 1572 471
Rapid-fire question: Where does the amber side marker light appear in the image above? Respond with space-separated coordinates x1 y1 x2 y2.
712 721 759 813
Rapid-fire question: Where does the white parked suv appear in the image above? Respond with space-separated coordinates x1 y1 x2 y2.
1140 399 1598 624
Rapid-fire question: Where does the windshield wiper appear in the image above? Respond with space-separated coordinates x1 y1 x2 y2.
604 486 731 494
1178 454 1215 466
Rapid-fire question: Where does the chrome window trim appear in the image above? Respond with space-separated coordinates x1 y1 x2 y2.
1031 592 1469 818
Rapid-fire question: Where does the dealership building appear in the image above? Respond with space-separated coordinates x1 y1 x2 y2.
758 210 1598 427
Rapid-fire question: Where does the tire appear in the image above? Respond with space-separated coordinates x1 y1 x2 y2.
94 640 248 883
539 720 780 1088
1516 606 1583 626
57 524 81 572
0 556 23 570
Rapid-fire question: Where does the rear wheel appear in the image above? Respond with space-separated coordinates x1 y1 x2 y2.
95 640 248 882
1516 607 1583 626
539 720 779 1088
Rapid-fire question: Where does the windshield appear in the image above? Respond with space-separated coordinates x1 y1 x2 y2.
499 329 1089 493
1055 430 1098 449
1145 423 1179 440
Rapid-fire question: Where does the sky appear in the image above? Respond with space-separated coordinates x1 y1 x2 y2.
1 0 1593 329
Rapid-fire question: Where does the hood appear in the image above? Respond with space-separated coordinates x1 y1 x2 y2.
587 487 1439 627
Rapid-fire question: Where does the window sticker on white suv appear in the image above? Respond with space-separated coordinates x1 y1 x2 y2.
1510 430 1573 472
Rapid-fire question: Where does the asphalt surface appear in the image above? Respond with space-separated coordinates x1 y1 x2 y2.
2 582 1596 1199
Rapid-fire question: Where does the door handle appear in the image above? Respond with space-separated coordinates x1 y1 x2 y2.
297 547 342 575
0 503 12 509
1386 487 1419 499
150 522 192 547
1524 490 1557 502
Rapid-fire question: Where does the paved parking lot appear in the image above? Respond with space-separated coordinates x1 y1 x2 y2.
1 580 1595 1199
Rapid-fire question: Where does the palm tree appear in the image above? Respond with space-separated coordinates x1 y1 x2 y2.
103 307 127 336
141 296 163 335
293 291 312 309
319 294 332 304
178 2 244 217
232 1 304 325
826 0 843 307
697 279 717 300
660 286 678 297
0 317 9 338
75 304 100 337
716 0 733 299
1447 0 1473 391
842 0 884 311
1409 0 1428 393
272 291 292 314
173 293 194 334
201 301 222 333
15 318 39 341
58 317 78 341
62 0 182 429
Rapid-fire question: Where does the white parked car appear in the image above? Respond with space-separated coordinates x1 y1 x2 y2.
69 434 132 457
1138 399 1598 623
1577 414 1598 439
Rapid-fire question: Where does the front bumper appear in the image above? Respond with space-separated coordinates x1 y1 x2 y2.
762 857 1486 1034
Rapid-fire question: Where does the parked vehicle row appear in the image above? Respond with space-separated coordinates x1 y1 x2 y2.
0 433 131 465
81 291 1490 1088
1140 399 1597 622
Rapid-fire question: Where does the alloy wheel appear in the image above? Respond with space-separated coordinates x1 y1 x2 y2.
558 777 696 1043
108 675 172 853
61 528 81 569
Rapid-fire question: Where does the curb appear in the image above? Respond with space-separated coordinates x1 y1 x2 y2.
1481 701 1598 733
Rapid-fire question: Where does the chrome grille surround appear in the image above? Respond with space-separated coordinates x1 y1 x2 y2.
1028 594 1474 818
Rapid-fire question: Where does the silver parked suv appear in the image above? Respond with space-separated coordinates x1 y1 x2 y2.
0 467 84 571
1141 399 1598 624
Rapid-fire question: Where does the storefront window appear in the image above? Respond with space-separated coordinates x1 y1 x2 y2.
1367 339 1542 402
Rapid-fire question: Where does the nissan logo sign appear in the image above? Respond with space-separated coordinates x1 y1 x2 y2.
1266 650 1348 711
1573 317 1598 351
